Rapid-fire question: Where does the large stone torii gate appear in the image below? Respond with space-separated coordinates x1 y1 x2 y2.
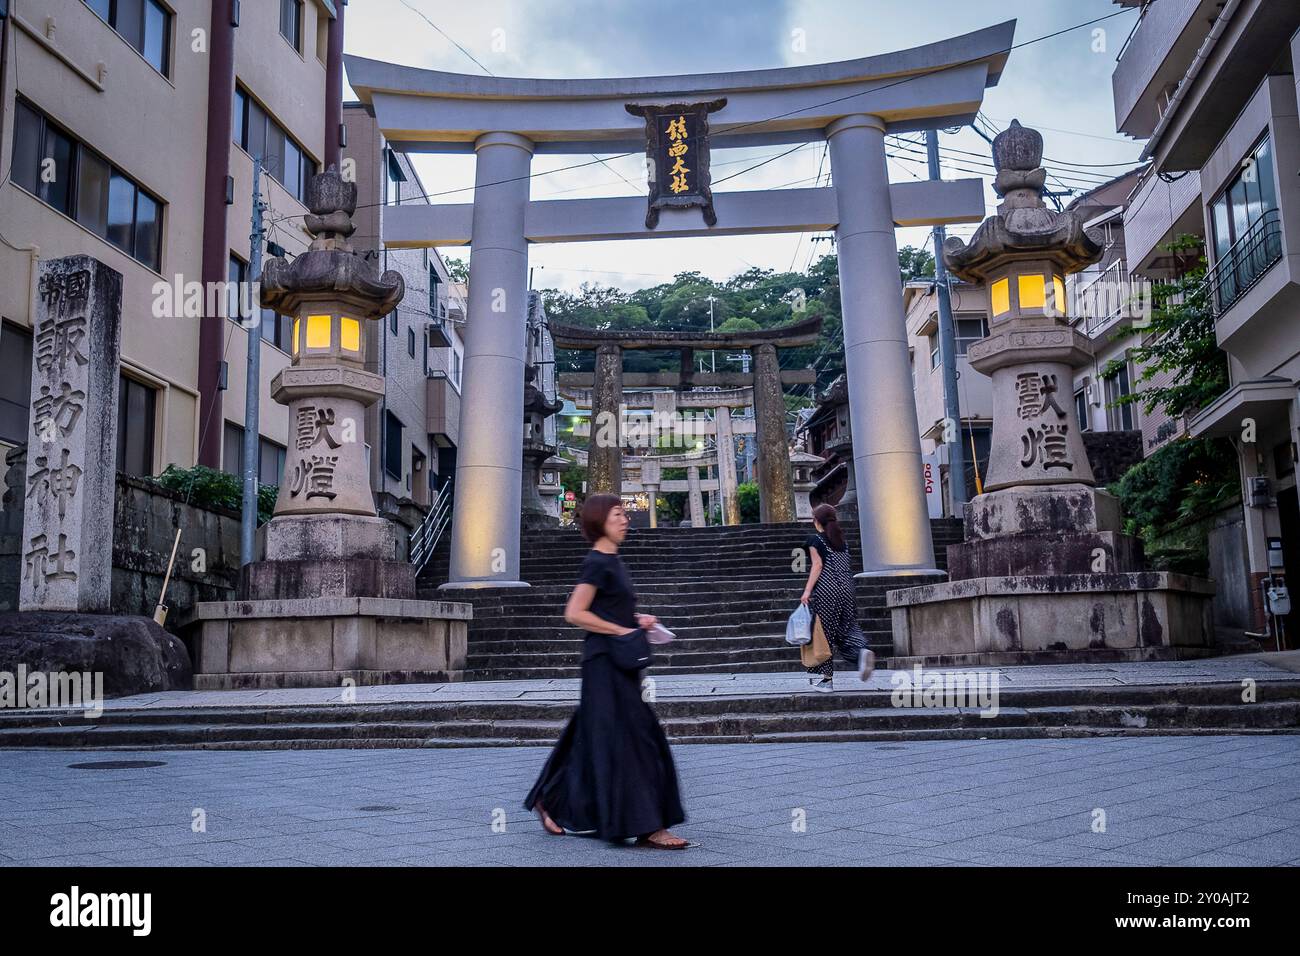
345 20 1014 587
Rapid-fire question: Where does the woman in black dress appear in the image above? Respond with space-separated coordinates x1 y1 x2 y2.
799 503 874 692
524 494 689 849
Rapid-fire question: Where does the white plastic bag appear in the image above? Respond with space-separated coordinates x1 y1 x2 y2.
785 604 812 646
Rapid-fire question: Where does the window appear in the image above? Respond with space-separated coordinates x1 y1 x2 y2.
0 322 34 446
11 98 163 270
954 316 989 356
1105 361 1135 431
280 0 304 52
233 85 315 203
1074 389 1090 432
223 422 288 486
428 263 440 314
386 148 407 205
1209 135 1282 310
389 311 398 335
407 327 416 358
422 327 429 375
116 376 157 477
85 0 171 76
452 350 462 386
229 255 292 350
928 332 940 370
384 411 404 480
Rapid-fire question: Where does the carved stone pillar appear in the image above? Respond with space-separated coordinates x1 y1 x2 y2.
589 343 623 496
751 342 795 522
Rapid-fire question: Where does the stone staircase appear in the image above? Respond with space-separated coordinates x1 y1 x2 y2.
2 681 1297 750
421 519 964 680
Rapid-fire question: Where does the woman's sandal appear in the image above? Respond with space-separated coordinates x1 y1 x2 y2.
536 805 565 836
634 832 692 850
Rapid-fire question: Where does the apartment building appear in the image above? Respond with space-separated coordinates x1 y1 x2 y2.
1111 0 1300 637
903 278 992 514
342 101 467 509
1059 167 1181 453
0 0 342 490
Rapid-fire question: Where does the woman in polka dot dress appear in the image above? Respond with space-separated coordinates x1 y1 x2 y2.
799 503 874 692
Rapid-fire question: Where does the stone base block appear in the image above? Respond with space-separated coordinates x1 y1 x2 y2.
0 611 192 696
964 484 1120 540
239 558 417 601
260 514 400 561
186 597 471 688
887 572 1215 662
947 531 1144 578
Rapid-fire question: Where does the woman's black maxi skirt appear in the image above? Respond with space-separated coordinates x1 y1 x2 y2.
524 636 685 841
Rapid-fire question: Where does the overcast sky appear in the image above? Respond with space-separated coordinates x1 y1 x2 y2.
344 0 1144 294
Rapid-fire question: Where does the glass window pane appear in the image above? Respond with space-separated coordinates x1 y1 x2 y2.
39 126 75 216
1229 179 1249 242
134 190 161 270
223 421 243 477
247 101 267 161
86 0 111 21
1256 138 1278 215
107 173 136 252
0 323 34 446
76 148 111 237
283 139 302 202
301 152 314 201
116 0 146 55
12 100 42 195
233 88 247 147
1211 197 1230 260
117 376 156 477
266 121 286 183
143 1 169 75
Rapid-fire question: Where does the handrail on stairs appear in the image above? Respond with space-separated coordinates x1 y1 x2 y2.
410 477 453 575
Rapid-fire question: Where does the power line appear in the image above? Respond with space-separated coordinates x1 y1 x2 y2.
270 6 1137 228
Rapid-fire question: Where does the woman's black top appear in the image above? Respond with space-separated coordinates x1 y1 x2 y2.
805 532 847 562
576 549 638 630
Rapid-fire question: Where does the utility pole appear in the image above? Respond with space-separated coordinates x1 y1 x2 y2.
927 129 968 512
240 158 266 567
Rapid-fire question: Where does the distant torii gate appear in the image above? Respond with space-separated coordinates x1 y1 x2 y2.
552 318 822 523
345 20 1014 587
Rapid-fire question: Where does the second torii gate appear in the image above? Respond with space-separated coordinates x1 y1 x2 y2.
344 20 1014 587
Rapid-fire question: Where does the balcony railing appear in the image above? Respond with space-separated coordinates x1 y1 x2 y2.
1203 209 1284 317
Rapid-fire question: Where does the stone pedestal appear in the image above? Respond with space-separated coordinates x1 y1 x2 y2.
189 597 470 689
887 119 1215 664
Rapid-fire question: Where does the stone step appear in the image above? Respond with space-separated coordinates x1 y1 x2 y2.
2 689 1294 749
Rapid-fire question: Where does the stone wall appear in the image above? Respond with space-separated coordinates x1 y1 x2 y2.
110 474 243 623
1083 430 1145 485
0 463 420 627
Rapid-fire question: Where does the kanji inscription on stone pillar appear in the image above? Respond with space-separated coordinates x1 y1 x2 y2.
19 255 123 612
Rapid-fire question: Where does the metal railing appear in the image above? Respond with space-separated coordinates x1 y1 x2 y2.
409 477 453 576
1203 208 1284 317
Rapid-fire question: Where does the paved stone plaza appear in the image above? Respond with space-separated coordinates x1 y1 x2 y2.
3 735 1299 867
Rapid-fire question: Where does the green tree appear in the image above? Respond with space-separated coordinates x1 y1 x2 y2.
444 257 469 282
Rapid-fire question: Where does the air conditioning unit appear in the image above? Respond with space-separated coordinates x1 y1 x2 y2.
1088 381 1103 407
935 444 950 466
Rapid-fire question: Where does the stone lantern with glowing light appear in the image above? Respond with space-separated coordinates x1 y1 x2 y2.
261 170 403 518
185 168 472 689
885 121 1214 665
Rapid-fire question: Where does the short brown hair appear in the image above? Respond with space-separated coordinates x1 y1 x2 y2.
579 493 622 543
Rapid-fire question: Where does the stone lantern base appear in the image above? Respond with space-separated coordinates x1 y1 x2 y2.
887 483 1217 665
185 514 472 689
